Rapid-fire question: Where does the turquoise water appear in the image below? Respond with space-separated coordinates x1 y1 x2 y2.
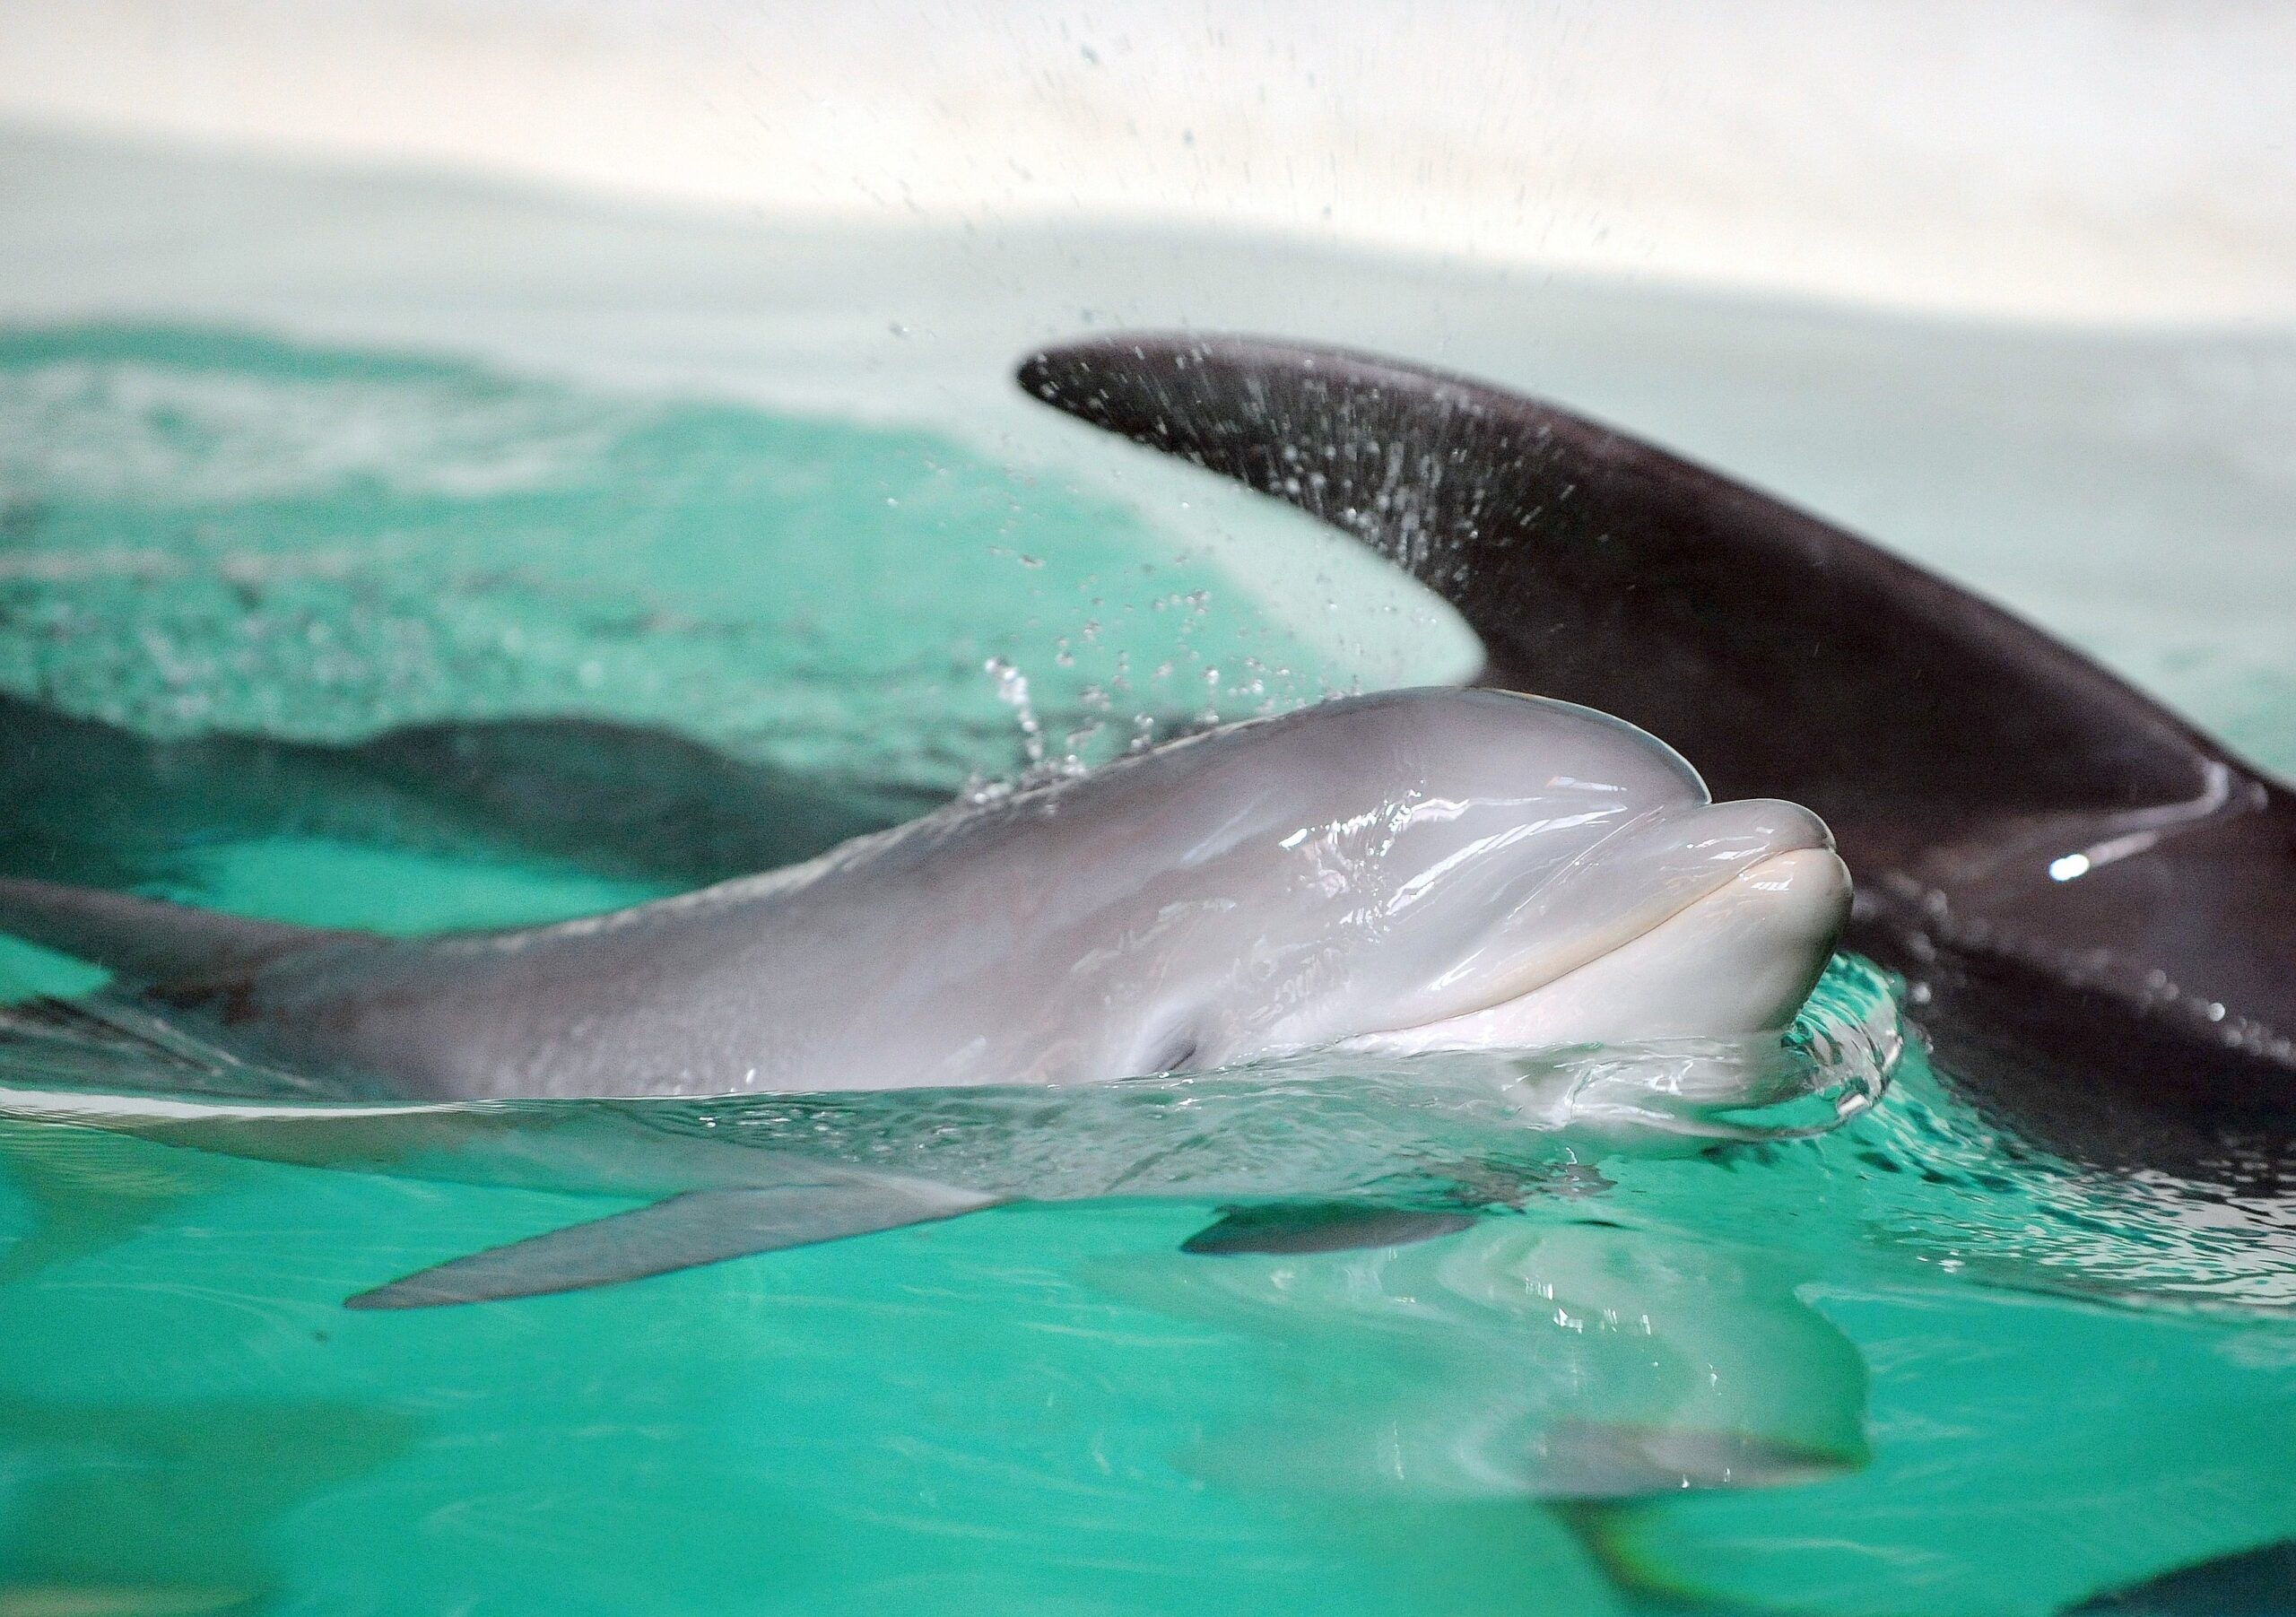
3 313 2295 1617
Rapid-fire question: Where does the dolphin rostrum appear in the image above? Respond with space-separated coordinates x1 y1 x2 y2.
0 688 1850 1302
1016 335 2296 1166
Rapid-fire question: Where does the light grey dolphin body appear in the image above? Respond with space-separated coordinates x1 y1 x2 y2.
0 688 1850 1304
0 689 1845 1101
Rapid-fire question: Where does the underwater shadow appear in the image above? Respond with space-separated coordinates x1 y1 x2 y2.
0 692 944 895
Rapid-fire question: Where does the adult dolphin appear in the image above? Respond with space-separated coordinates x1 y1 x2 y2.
0 688 1851 1302
1016 334 2296 1165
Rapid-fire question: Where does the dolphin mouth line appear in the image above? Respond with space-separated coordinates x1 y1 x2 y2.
1369 840 1843 1044
1504 814 1837 1001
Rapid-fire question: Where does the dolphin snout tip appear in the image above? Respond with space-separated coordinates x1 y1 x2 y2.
1740 845 1852 906
1686 846 1853 1037
1734 846 1855 969
1717 796 1839 859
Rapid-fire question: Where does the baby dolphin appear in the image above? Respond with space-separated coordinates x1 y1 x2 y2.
0 689 1845 1101
0 688 1848 1304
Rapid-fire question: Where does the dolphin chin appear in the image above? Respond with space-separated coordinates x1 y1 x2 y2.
1344 848 1851 1056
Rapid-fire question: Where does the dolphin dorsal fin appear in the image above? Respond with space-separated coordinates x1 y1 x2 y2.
0 876 361 988
1017 334 2270 859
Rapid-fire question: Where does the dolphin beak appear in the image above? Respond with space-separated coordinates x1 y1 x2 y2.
1348 826 1851 1056
1412 795 1837 1016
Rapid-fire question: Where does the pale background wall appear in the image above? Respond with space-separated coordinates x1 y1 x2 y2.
4 0 2293 325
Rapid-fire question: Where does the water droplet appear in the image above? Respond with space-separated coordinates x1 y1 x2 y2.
984 655 1045 767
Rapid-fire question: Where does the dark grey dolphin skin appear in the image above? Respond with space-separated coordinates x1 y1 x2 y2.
2066 1538 2296 1615
1017 334 2296 1164
0 692 941 893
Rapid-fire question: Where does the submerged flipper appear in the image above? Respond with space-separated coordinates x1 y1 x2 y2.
1020 334 2296 1154
344 1177 1004 1308
1181 1203 1476 1255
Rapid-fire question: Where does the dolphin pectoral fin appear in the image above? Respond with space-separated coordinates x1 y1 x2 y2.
1179 1203 1478 1256
344 1178 1003 1308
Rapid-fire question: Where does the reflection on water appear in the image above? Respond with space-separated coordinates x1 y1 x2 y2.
1099 1219 1869 1502
0 1021 1891 1609
6 1036 2294 1614
10 943 2296 1613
